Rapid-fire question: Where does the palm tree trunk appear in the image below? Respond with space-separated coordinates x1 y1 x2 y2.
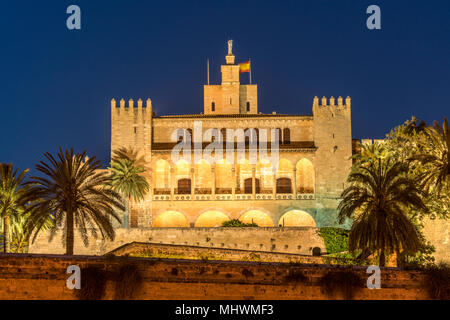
3 216 10 253
128 197 136 228
66 210 74 255
122 197 129 228
395 249 401 269
129 197 137 228
379 250 386 267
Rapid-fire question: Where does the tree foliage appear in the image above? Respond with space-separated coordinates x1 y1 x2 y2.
26 148 125 255
410 117 449 196
109 159 149 203
385 117 449 220
339 144 427 266
0 164 32 253
222 219 258 227
319 227 349 254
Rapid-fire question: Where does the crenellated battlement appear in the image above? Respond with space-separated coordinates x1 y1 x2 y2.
313 96 350 108
312 94 352 197
111 97 153 159
111 98 152 110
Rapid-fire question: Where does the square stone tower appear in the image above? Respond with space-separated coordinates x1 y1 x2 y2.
204 40 257 115
313 96 352 198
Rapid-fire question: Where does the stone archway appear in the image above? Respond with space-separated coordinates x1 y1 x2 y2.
153 210 189 227
154 159 171 190
194 210 230 227
239 210 274 227
296 158 315 194
278 210 316 227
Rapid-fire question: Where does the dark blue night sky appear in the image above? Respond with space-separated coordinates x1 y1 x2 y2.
0 0 448 171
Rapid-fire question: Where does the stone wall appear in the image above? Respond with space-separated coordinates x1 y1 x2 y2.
0 254 431 300
151 115 314 143
142 198 349 229
422 217 450 264
109 242 325 264
28 227 326 256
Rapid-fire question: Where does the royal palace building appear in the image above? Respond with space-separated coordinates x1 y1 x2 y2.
110 42 353 230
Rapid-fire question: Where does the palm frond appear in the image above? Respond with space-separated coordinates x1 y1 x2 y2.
26 147 125 255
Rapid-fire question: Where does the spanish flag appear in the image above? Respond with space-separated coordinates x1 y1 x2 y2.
239 61 250 73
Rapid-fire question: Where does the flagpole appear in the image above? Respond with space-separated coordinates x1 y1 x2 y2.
249 59 252 85
207 58 210 85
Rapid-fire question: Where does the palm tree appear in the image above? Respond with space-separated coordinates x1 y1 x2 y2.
112 147 146 167
7 211 33 253
410 117 449 195
8 208 54 253
352 141 389 164
109 158 149 228
0 164 31 253
26 148 125 255
338 156 428 266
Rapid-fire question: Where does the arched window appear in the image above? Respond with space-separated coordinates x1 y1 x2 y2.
244 128 250 146
296 159 315 194
211 102 215 112
195 159 212 193
277 128 282 144
177 178 191 194
244 178 260 194
187 128 193 144
283 128 290 145
177 128 184 142
210 128 221 142
154 159 171 192
221 128 227 143
276 178 292 193
215 159 232 194
246 101 250 112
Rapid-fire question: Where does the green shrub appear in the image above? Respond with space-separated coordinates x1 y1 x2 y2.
222 219 258 227
198 252 215 261
242 252 261 262
323 252 361 266
319 227 349 254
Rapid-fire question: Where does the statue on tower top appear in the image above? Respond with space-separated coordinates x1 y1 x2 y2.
227 39 233 55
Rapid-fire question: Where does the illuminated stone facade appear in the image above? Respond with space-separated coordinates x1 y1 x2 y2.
110 43 353 229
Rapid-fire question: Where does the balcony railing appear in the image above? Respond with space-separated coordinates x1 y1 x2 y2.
152 188 315 201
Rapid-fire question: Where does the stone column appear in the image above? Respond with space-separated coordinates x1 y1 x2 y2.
293 167 297 199
149 168 154 199
191 167 195 198
231 165 236 199
211 165 216 198
170 167 175 200
252 165 256 199
273 172 277 198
